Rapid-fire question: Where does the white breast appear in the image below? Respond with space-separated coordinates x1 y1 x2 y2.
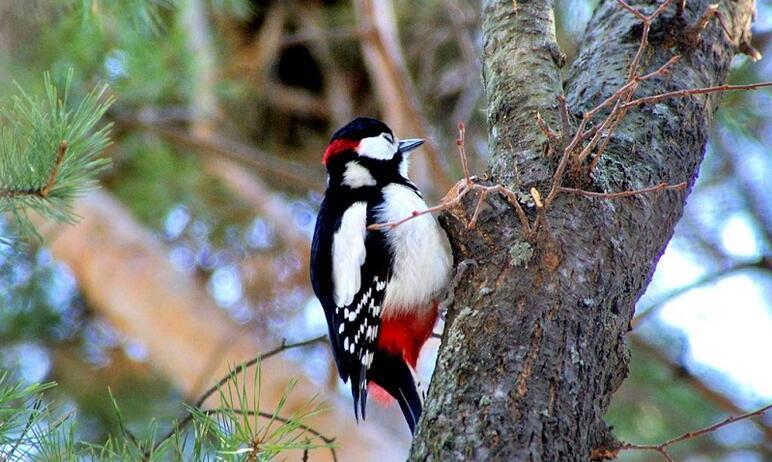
375 184 451 316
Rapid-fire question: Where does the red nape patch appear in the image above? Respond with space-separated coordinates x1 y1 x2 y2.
368 382 396 405
377 302 439 368
322 139 359 165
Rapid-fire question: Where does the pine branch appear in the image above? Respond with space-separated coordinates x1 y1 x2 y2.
0 70 113 242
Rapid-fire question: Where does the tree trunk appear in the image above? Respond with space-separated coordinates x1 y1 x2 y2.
409 1 756 460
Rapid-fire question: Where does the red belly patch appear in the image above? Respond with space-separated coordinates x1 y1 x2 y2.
376 302 439 368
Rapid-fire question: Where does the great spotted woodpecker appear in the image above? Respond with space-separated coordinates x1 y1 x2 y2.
310 117 451 433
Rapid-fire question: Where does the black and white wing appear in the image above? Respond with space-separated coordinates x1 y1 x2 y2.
310 199 389 419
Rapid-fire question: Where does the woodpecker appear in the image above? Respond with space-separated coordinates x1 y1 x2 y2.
310 117 451 433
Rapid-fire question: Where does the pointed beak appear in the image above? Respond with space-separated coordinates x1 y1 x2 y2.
397 138 424 154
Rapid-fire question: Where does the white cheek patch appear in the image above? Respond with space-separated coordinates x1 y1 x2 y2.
342 161 377 188
356 135 397 160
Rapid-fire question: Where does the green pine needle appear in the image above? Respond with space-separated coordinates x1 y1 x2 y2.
0 69 113 243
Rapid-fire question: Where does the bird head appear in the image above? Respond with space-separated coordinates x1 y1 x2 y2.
322 117 423 187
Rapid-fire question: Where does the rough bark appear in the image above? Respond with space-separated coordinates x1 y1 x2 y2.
410 1 756 461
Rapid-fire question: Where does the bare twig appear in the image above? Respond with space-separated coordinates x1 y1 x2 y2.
41 141 68 197
630 334 772 442
559 181 687 199
557 95 572 149
5 399 42 460
633 257 771 327
0 140 68 199
528 0 766 235
368 123 532 236
622 82 772 108
116 116 321 191
676 0 686 17
685 4 733 44
457 123 471 184
620 404 772 461
739 38 763 62
194 335 327 410
536 112 559 146
365 0 763 245
281 26 371 48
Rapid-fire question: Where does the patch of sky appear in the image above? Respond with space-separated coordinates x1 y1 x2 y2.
4 343 51 384
245 217 274 249
123 339 149 362
103 49 128 81
713 419 764 447
657 273 772 401
720 213 762 258
169 244 196 272
163 204 190 240
208 265 243 308
280 296 329 386
289 200 316 239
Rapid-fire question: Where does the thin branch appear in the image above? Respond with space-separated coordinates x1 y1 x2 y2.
557 95 572 149
541 113 588 211
115 116 321 191
152 335 327 454
457 122 471 184
620 404 772 461
622 82 772 108
536 112 559 146
204 408 338 462
281 26 372 48
615 0 649 21
5 399 42 460
630 334 772 443
632 257 771 327
616 0 674 23
0 140 68 199
41 141 68 197
558 181 687 199
194 335 327 410
676 0 686 17
686 4 733 44
368 123 532 236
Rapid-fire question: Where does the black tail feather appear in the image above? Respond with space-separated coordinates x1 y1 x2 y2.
367 349 422 434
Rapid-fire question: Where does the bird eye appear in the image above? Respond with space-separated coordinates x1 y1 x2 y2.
383 133 394 144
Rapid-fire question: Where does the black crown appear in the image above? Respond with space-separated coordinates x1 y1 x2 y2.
331 117 393 142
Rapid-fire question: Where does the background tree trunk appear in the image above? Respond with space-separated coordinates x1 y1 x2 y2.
409 0 756 460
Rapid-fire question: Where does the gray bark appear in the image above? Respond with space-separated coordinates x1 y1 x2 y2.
409 0 756 460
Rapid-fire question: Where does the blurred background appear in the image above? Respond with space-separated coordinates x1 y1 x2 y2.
0 0 769 460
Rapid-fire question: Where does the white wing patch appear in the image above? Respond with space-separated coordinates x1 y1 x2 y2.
332 201 368 307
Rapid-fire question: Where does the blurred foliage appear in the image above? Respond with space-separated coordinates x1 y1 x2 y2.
0 71 112 242
0 363 332 461
107 134 252 239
